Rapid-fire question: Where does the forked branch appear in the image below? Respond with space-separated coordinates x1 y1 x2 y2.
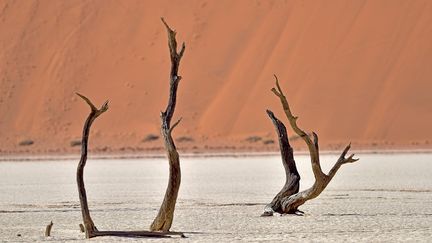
263 75 359 215
327 143 359 180
76 93 108 238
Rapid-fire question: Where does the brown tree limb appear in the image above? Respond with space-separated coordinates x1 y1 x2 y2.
263 75 359 215
270 75 324 180
262 110 300 216
76 93 108 238
327 143 359 180
150 17 185 232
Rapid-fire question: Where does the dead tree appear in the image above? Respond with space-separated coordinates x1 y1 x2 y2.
76 93 108 238
262 75 359 216
150 18 185 232
76 93 184 239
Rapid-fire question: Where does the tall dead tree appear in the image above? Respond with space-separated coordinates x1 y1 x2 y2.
76 93 184 239
150 18 185 232
262 75 359 216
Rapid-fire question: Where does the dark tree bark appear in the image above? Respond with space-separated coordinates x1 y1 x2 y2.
76 93 183 239
262 75 359 216
150 18 185 232
262 110 300 216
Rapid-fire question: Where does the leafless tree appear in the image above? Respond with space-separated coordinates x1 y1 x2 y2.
76 93 108 237
262 75 359 216
150 18 185 232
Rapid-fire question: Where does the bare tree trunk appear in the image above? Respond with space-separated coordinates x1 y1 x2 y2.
76 93 108 238
263 75 359 216
262 110 300 216
150 18 185 232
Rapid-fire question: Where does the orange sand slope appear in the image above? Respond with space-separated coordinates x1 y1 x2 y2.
0 0 431 154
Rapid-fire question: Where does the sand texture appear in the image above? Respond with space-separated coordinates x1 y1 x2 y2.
0 1 432 154
0 153 431 242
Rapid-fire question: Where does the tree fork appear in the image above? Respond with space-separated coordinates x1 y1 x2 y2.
150 18 185 232
76 93 108 238
263 75 359 216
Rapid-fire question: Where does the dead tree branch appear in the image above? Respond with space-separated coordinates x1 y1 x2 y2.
76 93 108 238
263 75 359 215
262 110 300 216
150 18 185 232
270 75 324 180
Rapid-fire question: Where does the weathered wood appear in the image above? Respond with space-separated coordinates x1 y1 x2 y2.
45 221 53 237
262 110 300 216
150 18 185 232
76 93 108 238
263 75 359 215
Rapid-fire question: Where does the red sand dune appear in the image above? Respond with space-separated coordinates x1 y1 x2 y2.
0 0 431 154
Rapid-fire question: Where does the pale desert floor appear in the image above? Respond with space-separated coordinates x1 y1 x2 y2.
0 153 431 242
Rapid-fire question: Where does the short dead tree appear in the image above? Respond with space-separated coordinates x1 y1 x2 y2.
150 18 185 232
75 93 183 239
262 75 359 216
